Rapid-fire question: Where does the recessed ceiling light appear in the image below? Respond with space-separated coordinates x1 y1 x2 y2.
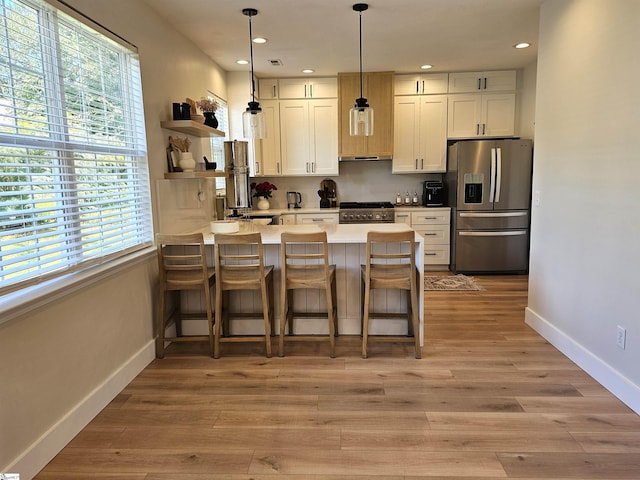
302 69 315 74
253 37 267 44
514 42 531 49
420 64 433 70
236 59 249 65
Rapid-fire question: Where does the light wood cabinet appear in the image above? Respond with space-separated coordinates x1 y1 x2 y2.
392 94 447 173
277 77 337 99
338 72 394 159
447 93 515 138
448 70 516 93
279 99 338 176
394 73 448 95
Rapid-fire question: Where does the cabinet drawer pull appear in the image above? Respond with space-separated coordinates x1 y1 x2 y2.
476 124 480 135
425 252 438 256
477 78 481 90
424 232 438 236
484 77 487 89
422 217 437 220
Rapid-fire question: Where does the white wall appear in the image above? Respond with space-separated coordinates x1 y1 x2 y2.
0 1 228 476
526 0 640 412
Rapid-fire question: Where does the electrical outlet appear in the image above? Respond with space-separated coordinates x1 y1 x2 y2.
616 325 626 349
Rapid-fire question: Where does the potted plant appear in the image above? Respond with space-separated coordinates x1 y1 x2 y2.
251 181 277 210
196 97 219 129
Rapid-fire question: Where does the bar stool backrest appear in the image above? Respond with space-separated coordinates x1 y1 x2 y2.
156 233 210 290
280 231 331 285
214 232 266 288
365 230 416 291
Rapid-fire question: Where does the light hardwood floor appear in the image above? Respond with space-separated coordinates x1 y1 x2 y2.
35 275 640 479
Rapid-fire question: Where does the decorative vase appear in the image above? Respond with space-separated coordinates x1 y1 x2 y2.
178 152 196 172
203 112 218 129
256 197 270 210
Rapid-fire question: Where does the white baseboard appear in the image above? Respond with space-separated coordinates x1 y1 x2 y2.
6 340 156 480
525 307 640 415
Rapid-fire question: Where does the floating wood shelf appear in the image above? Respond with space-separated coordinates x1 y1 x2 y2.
160 120 225 138
164 171 225 179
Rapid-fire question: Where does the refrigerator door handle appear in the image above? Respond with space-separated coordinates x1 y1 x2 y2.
489 148 497 202
459 212 527 218
495 148 503 203
459 230 528 237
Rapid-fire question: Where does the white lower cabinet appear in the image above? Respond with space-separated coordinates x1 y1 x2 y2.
296 212 339 224
396 208 450 267
278 213 296 225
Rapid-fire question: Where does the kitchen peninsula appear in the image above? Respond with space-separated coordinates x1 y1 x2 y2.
183 222 425 345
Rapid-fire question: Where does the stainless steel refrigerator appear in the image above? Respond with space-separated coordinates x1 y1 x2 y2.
445 138 533 273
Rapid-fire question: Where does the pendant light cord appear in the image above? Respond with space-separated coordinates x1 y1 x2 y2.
358 9 363 100
248 13 256 102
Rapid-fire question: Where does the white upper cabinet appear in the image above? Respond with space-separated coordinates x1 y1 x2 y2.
394 73 449 95
447 93 515 138
258 78 279 100
278 77 338 99
279 99 338 175
447 70 516 139
448 70 516 93
256 100 281 176
393 95 448 173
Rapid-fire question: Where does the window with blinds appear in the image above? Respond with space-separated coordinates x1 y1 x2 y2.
207 93 228 191
0 0 152 294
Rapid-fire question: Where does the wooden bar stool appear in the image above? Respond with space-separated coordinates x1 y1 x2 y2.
361 230 421 359
156 233 216 358
279 231 338 358
213 232 274 358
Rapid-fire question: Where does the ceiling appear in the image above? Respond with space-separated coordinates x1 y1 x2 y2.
142 0 543 78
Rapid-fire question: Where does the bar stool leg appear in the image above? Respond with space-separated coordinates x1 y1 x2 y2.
279 282 288 357
156 286 167 359
214 286 223 359
361 279 371 359
410 282 421 359
326 281 336 358
261 278 272 358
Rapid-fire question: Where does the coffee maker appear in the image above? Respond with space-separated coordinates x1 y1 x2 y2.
287 191 302 209
423 180 446 207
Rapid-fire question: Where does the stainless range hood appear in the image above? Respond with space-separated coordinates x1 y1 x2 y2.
338 155 392 161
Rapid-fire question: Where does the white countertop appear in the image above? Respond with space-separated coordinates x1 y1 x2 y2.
201 222 422 245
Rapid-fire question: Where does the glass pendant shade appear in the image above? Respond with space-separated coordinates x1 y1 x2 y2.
243 101 265 138
242 8 265 139
350 3 374 137
349 98 374 136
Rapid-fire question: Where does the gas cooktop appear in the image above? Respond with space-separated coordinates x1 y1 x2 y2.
338 202 395 223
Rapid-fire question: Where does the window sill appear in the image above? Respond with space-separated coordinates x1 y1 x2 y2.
0 247 156 326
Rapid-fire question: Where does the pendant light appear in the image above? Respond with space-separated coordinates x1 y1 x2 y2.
242 8 265 139
349 3 374 136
